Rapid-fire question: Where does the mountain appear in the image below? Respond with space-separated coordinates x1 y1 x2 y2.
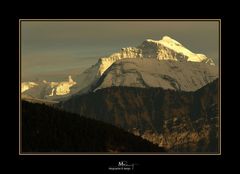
93 58 217 92
71 36 216 94
22 101 165 152
95 36 215 77
21 75 76 101
21 36 217 100
59 79 219 152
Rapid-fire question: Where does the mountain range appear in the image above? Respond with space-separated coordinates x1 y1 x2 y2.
21 36 218 101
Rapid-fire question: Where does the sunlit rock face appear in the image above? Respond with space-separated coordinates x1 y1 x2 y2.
96 36 215 77
54 76 76 96
21 82 38 93
21 75 76 100
140 36 215 65
97 47 143 76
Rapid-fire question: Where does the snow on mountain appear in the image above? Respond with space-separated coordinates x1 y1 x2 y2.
21 82 38 93
70 36 216 94
21 75 76 100
53 76 76 96
21 36 217 100
94 36 215 77
141 36 214 64
93 58 218 92
97 47 142 76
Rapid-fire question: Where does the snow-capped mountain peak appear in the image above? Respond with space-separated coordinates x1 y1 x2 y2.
139 36 215 65
95 36 215 77
162 36 182 45
145 36 182 46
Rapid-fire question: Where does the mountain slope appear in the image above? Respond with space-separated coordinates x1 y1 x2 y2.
59 79 219 152
22 101 165 152
93 58 218 92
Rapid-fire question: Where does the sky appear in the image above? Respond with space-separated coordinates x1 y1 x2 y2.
21 20 220 81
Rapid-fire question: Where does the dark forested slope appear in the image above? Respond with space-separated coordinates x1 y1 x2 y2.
21 101 165 153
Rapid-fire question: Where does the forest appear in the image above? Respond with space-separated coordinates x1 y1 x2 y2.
21 101 165 153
